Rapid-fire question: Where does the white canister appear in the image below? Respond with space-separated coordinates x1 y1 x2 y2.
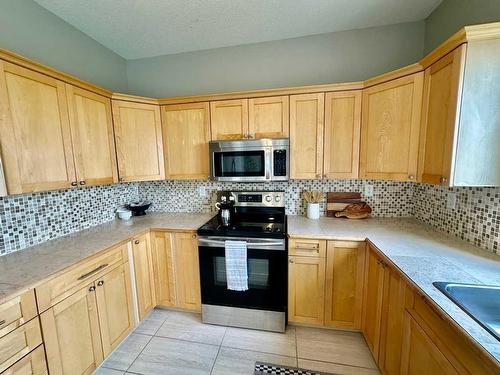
307 203 320 220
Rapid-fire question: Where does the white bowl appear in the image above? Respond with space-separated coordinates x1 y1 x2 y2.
116 208 132 220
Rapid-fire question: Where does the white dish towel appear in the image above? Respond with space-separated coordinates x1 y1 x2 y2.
225 240 248 291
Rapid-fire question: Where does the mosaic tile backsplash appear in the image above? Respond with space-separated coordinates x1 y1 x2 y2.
0 179 498 255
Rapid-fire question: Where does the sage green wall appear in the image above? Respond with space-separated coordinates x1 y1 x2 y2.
424 0 500 53
126 21 425 98
0 0 127 92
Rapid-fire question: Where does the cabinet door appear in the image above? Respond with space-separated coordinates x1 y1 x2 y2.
362 246 386 360
210 99 248 140
94 263 134 357
378 267 406 375
150 231 177 307
0 61 76 194
41 284 103 375
66 84 117 186
418 45 466 185
162 103 210 179
248 96 289 139
290 93 324 179
360 73 423 181
324 241 366 329
1 344 47 375
323 91 362 179
132 234 156 320
400 312 458 375
288 255 325 325
112 100 165 182
174 232 201 311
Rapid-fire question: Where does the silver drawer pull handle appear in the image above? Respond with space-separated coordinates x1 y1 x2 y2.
78 264 109 281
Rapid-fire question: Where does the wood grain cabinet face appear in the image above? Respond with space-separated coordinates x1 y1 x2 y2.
0 61 76 194
248 96 289 139
132 234 156 320
150 231 177 307
288 255 325 326
112 100 165 182
162 103 211 179
66 85 118 186
174 232 201 311
290 93 325 179
418 45 466 185
360 73 423 181
210 99 248 140
0 290 37 339
1 344 47 375
324 241 366 329
41 284 103 375
94 263 134 357
323 91 362 179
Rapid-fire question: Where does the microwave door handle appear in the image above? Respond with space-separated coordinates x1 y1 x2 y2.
265 148 271 180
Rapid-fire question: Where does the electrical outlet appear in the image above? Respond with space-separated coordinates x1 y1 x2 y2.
364 184 374 198
197 186 207 197
446 192 457 209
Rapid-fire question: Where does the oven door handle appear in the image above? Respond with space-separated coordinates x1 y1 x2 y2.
198 237 285 250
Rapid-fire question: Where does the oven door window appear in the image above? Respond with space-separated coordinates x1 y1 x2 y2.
214 256 269 289
214 151 265 177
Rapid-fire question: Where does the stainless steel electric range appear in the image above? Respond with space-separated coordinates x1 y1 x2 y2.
197 191 287 332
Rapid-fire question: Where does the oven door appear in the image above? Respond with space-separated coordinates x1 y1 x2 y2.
210 145 272 182
198 236 287 312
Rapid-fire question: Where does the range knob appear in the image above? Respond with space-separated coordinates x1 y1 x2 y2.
274 195 281 203
265 195 272 202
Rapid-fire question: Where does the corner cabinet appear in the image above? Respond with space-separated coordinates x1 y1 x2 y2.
112 100 165 182
161 102 211 179
132 233 156 320
360 73 423 181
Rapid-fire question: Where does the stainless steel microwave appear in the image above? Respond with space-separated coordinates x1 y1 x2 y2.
209 138 289 182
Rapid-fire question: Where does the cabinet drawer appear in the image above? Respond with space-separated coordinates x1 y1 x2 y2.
0 318 42 372
1 344 47 375
289 238 326 257
0 291 37 339
36 243 127 312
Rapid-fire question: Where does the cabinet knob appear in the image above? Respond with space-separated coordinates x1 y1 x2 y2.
192 234 197 239
134 240 140 244
79 180 86 186
289 259 294 264
97 280 104 286
408 175 415 180
71 181 78 187
119 177 124 182
315 173 322 179
440 177 448 184
89 286 96 292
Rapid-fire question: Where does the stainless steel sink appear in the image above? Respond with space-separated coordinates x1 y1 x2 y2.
433 282 500 342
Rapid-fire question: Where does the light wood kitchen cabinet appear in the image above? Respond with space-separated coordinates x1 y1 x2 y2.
378 266 406 375
400 312 457 375
323 91 362 179
162 102 211 179
418 45 465 185
150 231 177 307
41 283 103 375
290 93 324 179
94 263 134 357
288 255 325 325
174 232 201 311
210 99 248 140
0 61 76 194
362 245 386 360
132 234 156 320
1 344 47 375
112 100 165 182
289 238 326 258
324 241 366 329
248 96 289 139
360 73 423 181
66 84 118 187
0 290 37 339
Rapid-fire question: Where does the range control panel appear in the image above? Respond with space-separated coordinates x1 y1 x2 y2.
229 191 285 208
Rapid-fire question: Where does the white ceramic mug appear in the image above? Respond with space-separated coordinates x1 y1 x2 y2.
307 203 320 219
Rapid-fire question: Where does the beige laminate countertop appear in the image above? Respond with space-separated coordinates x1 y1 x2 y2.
288 215 500 364
0 212 213 304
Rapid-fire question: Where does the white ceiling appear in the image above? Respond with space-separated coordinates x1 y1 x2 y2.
34 0 442 60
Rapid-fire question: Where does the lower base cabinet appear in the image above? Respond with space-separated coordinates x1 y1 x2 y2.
132 234 156 320
2 344 47 375
41 263 134 375
150 231 201 312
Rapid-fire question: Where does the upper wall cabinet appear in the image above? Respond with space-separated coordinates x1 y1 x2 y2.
290 93 324 179
419 41 500 187
248 96 289 139
0 61 76 194
161 103 211 179
210 99 248 140
360 73 423 181
323 91 362 179
112 100 165 182
66 85 118 187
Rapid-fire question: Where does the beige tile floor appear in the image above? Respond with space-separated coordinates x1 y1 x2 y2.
95 308 380 375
